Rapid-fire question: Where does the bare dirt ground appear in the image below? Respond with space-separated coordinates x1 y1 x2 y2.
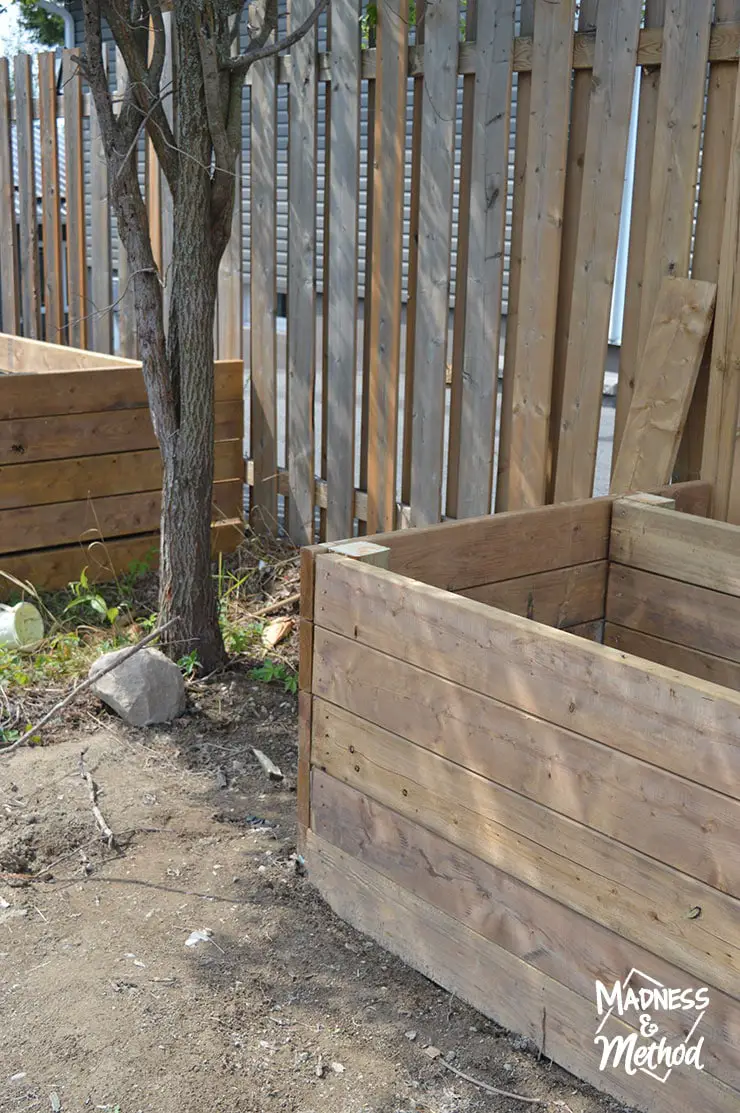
1 668 633 1113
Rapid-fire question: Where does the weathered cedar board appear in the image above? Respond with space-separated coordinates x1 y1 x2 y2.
604 623 740 692
610 278 716 494
366 0 409 532
460 559 606 627
408 0 458 528
312 626 740 894
287 0 318 545
610 498 740 594
607 563 740 663
614 0 666 460
553 0 643 501
311 769 740 1088
506 0 576 509
451 0 515 520
306 832 740 1113
311 697 740 997
249 53 279 534
325 0 361 541
312 554 740 798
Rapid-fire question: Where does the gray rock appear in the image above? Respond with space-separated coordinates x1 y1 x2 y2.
89 647 186 726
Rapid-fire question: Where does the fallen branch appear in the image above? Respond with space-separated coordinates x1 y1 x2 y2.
438 1057 573 1111
252 591 300 620
79 752 116 849
0 619 177 757
252 747 284 781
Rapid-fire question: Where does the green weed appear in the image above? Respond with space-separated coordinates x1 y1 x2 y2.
249 659 298 695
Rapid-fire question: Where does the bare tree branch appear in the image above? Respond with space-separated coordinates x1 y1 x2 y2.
228 0 328 75
101 0 180 193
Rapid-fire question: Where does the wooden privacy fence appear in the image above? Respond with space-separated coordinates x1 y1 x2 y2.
0 38 242 363
6 3 740 546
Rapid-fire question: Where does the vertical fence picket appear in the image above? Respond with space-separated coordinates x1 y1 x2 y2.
366 0 409 533
678 0 740 482
446 1 474 522
635 0 713 368
547 0 597 500
400 2 425 514
702 64 740 521
0 58 20 336
90 54 112 354
613 0 666 462
114 50 137 358
287 0 318 545
38 53 64 345
63 48 88 348
495 0 534 510
408 0 460 527
505 0 577 510
15 54 41 340
448 0 514 521
249 53 279 534
217 13 242 361
552 0 643 503
325 0 361 541
358 58 376 535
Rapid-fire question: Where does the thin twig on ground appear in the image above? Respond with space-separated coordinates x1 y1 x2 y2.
438 1056 574 1110
251 591 300 619
79 751 116 849
0 619 177 757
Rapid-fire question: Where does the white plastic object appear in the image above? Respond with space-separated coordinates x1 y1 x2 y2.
0 602 45 649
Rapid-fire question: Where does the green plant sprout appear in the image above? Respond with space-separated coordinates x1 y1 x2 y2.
249 659 298 695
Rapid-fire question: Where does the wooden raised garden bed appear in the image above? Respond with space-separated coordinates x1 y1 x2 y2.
0 334 244 594
298 481 740 1113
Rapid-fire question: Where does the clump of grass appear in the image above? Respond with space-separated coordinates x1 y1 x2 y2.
0 528 301 703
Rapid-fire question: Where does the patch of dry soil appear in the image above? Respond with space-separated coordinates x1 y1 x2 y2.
1 668 632 1113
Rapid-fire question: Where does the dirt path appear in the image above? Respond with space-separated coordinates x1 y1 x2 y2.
1 670 631 1113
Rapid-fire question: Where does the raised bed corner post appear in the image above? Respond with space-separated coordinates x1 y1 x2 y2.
298 540 391 855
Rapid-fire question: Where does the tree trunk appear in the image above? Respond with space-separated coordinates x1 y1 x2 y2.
156 16 228 673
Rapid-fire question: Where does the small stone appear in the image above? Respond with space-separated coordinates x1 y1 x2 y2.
330 1062 345 1074
89 647 186 726
404 1031 417 1041
503 1061 513 1071
422 1045 441 1060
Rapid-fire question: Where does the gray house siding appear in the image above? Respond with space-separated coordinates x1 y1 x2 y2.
68 0 522 318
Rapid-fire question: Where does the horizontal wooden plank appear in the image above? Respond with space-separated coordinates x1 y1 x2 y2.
312 769 740 1087
460 560 606 627
313 627 740 894
312 697 740 998
611 499 740 595
243 471 711 528
0 359 243 419
0 439 243 511
264 25 740 87
365 499 611 590
306 831 740 1113
0 332 140 372
0 479 242 555
313 554 740 799
0 401 240 465
568 619 604 641
607 563 740 664
604 623 740 693
0 519 243 597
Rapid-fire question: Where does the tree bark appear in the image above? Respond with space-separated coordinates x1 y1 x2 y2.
155 6 229 673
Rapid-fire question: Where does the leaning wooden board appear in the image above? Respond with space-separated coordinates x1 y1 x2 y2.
610 277 717 494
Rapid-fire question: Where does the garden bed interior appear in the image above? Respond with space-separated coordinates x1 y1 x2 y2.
0 333 244 595
299 480 740 1113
